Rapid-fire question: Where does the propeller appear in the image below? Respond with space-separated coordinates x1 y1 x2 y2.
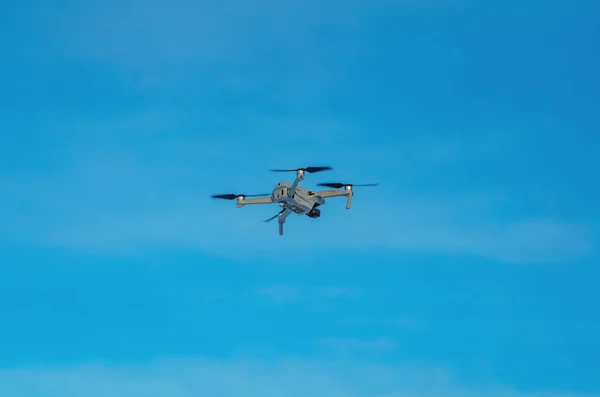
316 182 380 189
210 193 270 200
264 208 286 222
269 166 332 173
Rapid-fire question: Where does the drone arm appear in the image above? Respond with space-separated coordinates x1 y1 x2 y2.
314 189 353 209
288 169 305 198
314 189 349 198
236 197 274 207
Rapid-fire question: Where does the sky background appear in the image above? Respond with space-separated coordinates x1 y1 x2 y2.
1 0 600 396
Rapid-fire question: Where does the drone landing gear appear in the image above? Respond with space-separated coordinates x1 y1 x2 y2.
265 208 292 236
346 190 353 209
278 211 291 236
278 208 291 236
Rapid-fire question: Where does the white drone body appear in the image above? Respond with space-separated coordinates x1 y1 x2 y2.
211 166 378 235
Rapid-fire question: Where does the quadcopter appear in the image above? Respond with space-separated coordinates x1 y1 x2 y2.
210 166 378 235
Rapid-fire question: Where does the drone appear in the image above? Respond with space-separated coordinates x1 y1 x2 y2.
210 166 378 235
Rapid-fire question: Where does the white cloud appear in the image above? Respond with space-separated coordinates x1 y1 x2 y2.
0 356 594 397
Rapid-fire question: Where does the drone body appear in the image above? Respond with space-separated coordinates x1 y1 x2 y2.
211 166 378 235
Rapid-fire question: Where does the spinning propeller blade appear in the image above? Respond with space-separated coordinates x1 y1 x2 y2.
317 182 380 189
211 193 270 200
264 209 285 222
269 166 332 173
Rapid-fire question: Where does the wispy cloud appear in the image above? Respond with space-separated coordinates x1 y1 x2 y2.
258 285 356 304
0 356 594 397
12 0 471 110
319 336 397 352
1 123 595 264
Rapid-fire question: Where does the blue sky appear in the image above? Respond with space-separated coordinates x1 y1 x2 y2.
1 0 599 396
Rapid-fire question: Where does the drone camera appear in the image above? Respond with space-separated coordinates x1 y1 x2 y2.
307 208 321 219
